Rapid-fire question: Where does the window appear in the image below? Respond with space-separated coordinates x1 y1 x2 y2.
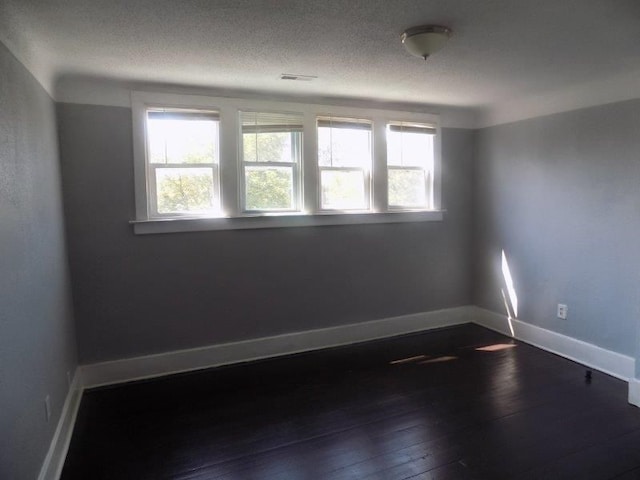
145 109 220 217
386 122 435 209
132 92 443 233
317 117 372 210
240 111 303 212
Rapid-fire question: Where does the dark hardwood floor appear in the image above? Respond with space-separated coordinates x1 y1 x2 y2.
61 324 640 479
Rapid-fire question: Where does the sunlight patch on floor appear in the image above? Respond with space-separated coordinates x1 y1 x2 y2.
476 343 517 352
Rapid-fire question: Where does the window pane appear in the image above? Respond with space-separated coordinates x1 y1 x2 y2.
147 116 218 164
155 168 215 214
243 132 298 163
318 125 371 168
387 128 433 167
388 169 427 207
245 166 294 210
320 170 367 210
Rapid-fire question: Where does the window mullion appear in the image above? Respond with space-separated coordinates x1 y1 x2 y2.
302 111 318 213
219 106 240 217
372 117 388 212
432 126 442 210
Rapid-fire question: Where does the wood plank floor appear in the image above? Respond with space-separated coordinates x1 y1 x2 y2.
61 324 640 479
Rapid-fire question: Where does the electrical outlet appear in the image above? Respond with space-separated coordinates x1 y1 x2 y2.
557 304 568 320
44 395 51 422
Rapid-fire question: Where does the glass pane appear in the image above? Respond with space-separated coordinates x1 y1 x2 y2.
317 126 371 168
388 169 427 207
386 128 433 167
320 169 367 210
242 132 298 163
245 166 294 210
155 168 215 214
147 116 218 164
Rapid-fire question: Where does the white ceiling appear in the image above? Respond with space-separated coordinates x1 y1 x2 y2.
2 0 640 126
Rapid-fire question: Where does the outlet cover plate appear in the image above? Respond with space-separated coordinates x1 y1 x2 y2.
557 304 568 320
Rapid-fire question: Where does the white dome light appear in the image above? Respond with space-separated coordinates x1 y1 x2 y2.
401 25 452 60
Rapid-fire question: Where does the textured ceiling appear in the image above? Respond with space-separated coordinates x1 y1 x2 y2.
2 0 640 124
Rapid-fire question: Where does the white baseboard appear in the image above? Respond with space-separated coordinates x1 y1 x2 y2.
37 369 83 480
81 306 475 388
471 307 635 382
629 378 640 407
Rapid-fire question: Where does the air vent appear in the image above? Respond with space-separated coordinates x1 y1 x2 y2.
280 73 317 81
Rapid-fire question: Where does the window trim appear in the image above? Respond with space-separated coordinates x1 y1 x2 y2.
131 210 445 234
132 96 226 220
131 91 443 233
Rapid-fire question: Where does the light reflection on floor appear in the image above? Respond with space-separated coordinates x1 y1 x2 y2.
475 343 517 352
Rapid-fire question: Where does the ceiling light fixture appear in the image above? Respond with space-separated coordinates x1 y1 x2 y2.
401 25 452 60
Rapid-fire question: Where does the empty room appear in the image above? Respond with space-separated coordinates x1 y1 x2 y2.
2 1 640 479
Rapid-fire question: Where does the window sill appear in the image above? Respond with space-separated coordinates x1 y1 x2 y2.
130 211 444 235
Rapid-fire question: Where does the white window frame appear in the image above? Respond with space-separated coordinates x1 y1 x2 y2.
131 91 443 234
239 110 303 214
386 122 437 211
144 109 221 218
316 117 372 212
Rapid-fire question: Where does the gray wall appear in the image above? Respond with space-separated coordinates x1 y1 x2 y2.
0 43 77 479
474 101 640 359
57 102 474 364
